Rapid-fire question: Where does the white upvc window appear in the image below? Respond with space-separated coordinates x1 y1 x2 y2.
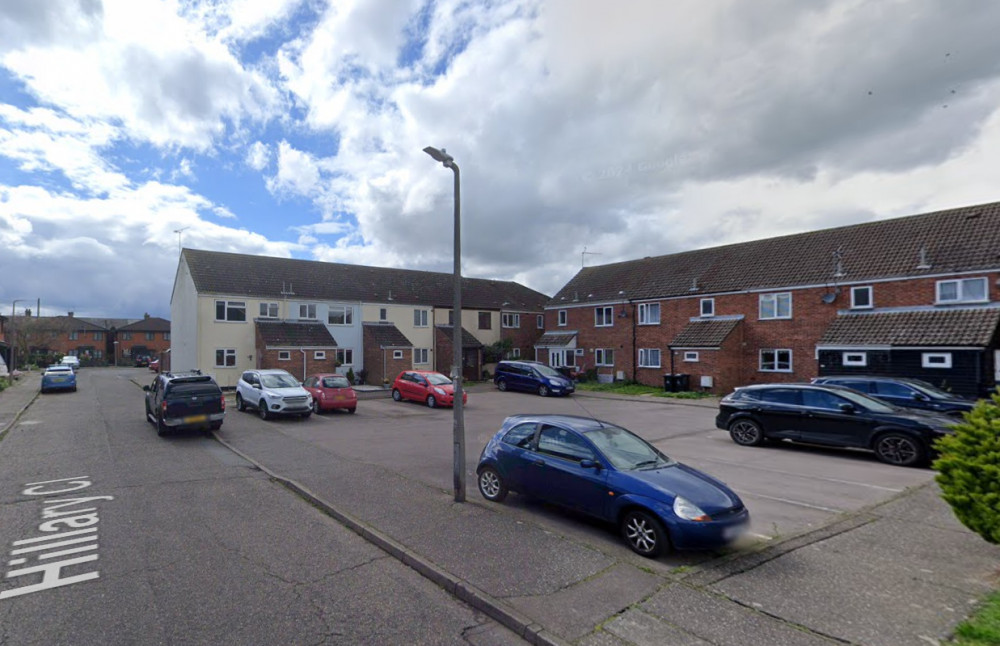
922 352 952 369
259 302 279 318
638 303 660 325
216 300 247 322
595 348 614 366
380 308 388 321
278 351 291 361
850 286 873 309
683 351 699 362
314 351 326 360
502 313 520 328
759 293 792 319
392 350 403 359
413 348 429 364
759 349 792 372
215 348 237 367
595 306 614 327
298 304 317 319
537 314 544 329
328 305 353 325
638 348 661 368
413 310 429 327
843 352 867 367
558 310 568 326
700 298 715 317
335 349 353 365
936 277 988 304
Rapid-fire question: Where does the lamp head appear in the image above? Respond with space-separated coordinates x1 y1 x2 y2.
423 146 454 166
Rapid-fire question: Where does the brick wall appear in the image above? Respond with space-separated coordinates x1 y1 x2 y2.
256 348 340 381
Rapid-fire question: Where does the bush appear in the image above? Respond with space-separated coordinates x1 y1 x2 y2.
934 393 1000 544
346 368 356 385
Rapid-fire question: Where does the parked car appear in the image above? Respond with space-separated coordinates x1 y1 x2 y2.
236 369 313 420
134 355 150 368
810 376 976 416
303 373 357 414
149 358 160 372
59 355 80 371
143 370 225 437
41 364 77 393
716 383 957 467
391 370 467 408
493 360 575 397
476 414 749 558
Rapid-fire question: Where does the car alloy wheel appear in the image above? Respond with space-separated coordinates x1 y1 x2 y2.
497 379 508 392
258 401 270 420
392 389 402 402
538 385 549 397
477 467 508 502
427 395 437 408
728 419 765 446
874 433 924 467
311 400 320 415
236 393 246 412
621 510 667 558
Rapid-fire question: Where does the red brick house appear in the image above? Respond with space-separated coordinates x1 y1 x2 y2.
254 320 340 381
117 316 171 364
540 201 1000 398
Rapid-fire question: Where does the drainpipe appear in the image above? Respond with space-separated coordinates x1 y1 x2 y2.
630 300 636 382
300 349 307 381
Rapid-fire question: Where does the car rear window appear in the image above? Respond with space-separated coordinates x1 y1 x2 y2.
166 382 221 397
322 376 351 388
759 389 801 405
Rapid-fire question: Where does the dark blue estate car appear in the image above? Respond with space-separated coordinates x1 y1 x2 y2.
493 360 575 397
476 414 749 558
810 376 976 416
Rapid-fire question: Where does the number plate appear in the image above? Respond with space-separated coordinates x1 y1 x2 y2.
183 414 207 424
723 523 747 540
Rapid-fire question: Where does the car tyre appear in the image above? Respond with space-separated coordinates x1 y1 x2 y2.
392 389 402 402
538 384 549 397
874 432 925 467
156 414 168 437
258 401 270 420
236 393 246 412
347 408 356 414
477 467 508 502
728 419 766 446
621 510 668 558
311 400 320 415
301 411 311 419
497 379 508 392
427 395 437 408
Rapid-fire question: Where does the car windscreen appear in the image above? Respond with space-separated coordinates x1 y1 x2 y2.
584 426 675 470
321 376 351 388
425 373 452 386
261 374 300 388
534 364 562 378
833 388 897 413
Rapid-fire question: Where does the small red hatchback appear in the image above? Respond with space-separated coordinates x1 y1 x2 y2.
391 370 467 408
303 373 358 414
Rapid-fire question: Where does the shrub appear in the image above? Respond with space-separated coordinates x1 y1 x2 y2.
934 393 1000 545
346 367 356 385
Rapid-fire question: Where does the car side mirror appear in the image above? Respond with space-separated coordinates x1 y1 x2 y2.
913 393 928 401
839 403 855 414
580 459 600 470
143 385 150 391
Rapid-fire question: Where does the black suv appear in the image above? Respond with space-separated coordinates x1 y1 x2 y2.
716 383 956 467
144 371 225 437
810 376 975 416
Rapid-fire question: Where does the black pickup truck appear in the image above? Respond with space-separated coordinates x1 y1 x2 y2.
144 371 225 437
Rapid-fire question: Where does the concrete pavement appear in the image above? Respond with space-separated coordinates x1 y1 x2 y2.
4 375 1000 645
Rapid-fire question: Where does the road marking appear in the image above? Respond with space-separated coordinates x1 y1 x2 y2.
678 456 906 492
742 491 843 513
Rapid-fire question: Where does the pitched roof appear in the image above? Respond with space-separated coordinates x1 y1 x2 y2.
818 308 1000 347
182 249 549 311
435 325 483 348
81 317 139 329
256 321 338 348
552 201 1000 306
363 322 413 348
535 331 578 347
670 318 743 348
119 317 170 332
31 316 108 332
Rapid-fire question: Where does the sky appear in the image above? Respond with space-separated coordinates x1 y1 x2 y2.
3 0 1000 319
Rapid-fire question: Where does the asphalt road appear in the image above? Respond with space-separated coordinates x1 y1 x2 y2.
0 368 523 645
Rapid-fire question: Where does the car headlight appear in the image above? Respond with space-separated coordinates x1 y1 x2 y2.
673 496 710 522
434 387 446 396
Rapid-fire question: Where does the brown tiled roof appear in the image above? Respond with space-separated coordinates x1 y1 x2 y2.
256 321 338 348
552 201 1000 305
670 318 742 348
30 316 108 332
363 323 413 348
82 317 139 329
182 249 549 311
535 331 578 347
818 308 1000 347
435 325 483 348
119 317 170 332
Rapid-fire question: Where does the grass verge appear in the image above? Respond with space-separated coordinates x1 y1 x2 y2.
947 591 1000 645
574 381 716 399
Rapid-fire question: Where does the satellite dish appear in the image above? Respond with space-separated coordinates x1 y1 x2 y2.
821 292 837 304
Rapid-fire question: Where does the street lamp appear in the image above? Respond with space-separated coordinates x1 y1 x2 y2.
423 145 466 503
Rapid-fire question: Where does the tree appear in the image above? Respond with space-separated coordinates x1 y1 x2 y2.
484 339 512 363
934 393 1000 544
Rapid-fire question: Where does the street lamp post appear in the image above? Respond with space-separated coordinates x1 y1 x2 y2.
113 341 119 367
423 146 466 503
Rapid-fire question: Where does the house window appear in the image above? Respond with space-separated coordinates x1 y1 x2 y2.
512 347 521 358
298 304 317 319
595 306 614 327
278 351 291 361
937 277 988 304
759 293 792 320
700 298 715 317
638 303 660 325
335 349 353 365
94 331 103 341
683 351 699 362
843 352 867 367
69 331 79 340
121 332 131 340
259 302 279 318
537 314 544 329
163 332 170 341
447 310 454 325
314 351 326 360
145 332 154 341
922 352 952 369
502 313 520 328
759 349 792 372
413 310 429 327
851 286 873 309
392 350 404 359
414 348 429 364
216 300 247 322
379 308 388 321
638 348 661 368
328 306 353 325
595 349 614 366
558 310 568 326
215 348 236 367
478 312 491 329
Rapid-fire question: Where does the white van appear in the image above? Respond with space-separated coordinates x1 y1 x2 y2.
60 355 81 371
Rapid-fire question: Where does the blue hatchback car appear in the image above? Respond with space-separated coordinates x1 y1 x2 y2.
41 364 77 393
476 414 749 558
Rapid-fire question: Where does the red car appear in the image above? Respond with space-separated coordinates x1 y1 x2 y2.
303 373 358 414
149 358 161 372
391 370 467 408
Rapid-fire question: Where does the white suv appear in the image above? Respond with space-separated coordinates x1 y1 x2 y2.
235 369 313 420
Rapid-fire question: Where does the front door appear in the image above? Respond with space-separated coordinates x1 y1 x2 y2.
462 348 479 382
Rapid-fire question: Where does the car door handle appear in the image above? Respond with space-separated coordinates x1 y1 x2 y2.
531 459 545 467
